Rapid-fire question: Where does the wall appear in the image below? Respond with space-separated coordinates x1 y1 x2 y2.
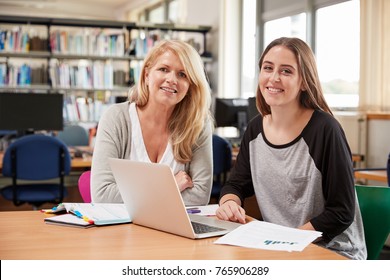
335 111 390 172
334 111 367 168
366 116 390 168
184 0 221 95
217 0 241 98
0 0 130 20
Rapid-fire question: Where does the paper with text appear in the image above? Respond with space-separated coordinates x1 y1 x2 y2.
214 221 322 252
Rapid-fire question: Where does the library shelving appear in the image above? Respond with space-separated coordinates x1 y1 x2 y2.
0 15 212 124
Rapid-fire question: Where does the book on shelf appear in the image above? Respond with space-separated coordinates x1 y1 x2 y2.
62 95 109 123
0 27 30 52
49 29 125 57
42 202 131 228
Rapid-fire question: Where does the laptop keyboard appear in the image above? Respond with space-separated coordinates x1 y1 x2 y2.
191 221 225 234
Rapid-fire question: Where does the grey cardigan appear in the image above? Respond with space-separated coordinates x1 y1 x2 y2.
91 102 213 206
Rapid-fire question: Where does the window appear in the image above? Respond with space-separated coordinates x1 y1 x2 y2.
241 2 306 99
241 0 360 109
316 0 360 109
137 0 178 24
264 13 306 48
148 5 164 23
241 0 257 98
168 0 179 22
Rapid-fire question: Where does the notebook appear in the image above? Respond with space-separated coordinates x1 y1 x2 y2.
43 203 131 228
108 158 241 239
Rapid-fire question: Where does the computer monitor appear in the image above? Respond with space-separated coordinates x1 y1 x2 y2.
247 96 259 122
214 98 249 138
0 92 64 136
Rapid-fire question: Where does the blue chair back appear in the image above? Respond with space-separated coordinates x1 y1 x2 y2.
2 134 71 180
1 134 71 208
57 124 89 146
211 134 232 198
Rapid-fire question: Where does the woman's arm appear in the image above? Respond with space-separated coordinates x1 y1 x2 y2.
91 103 131 203
181 121 213 206
309 117 356 241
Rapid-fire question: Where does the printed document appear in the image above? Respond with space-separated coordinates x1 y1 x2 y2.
214 220 322 252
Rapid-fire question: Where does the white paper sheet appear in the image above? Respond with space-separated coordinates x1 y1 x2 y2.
214 220 322 252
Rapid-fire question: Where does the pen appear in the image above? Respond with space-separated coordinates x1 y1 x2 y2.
186 209 201 214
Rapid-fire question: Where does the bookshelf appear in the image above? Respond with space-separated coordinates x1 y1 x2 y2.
0 15 212 125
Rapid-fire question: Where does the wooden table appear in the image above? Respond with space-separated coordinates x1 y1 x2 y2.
63 146 92 170
0 211 347 260
69 156 92 170
354 169 388 183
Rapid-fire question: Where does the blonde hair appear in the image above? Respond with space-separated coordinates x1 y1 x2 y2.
129 39 212 163
256 37 332 116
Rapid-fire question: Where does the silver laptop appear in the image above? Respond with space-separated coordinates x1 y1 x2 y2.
108 158 241 239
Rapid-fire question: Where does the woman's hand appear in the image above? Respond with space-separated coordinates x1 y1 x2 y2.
216 198 246 224
175 170 193 192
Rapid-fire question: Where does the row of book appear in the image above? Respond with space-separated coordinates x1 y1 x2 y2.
0 28 48 52
1 28 205 57
130 34 159 58
128 29 205 57
0 63 48 86
48 61 129 89
63 94 129 123
0 62 138 88
63 95 110 123
0 28 29 52
50 30 125 57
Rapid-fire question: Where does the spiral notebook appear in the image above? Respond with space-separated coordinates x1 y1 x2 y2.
43 203 131 228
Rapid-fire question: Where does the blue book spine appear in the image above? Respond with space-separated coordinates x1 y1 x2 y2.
0 30 5 51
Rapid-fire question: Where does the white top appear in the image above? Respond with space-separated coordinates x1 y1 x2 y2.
129 102 184 175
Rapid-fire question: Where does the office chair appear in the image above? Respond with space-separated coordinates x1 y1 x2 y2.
355 184 390 260
1 134 71 209
78 170 92 203
211 134 232 201
56 124 89 146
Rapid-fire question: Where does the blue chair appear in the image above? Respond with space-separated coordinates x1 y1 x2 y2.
56 124 89 146
1 134 71 209
211 134 232 200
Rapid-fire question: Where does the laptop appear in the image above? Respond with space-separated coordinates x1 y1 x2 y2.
108 158 241 239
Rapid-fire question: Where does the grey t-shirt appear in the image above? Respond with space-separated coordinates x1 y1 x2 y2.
221 110 367 260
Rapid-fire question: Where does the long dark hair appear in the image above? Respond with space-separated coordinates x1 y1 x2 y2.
256 37 332 116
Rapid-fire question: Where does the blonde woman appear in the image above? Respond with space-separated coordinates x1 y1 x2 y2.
91 40 213 206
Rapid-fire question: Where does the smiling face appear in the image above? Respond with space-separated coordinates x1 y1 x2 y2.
259 45 304 110
145 50 190 109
